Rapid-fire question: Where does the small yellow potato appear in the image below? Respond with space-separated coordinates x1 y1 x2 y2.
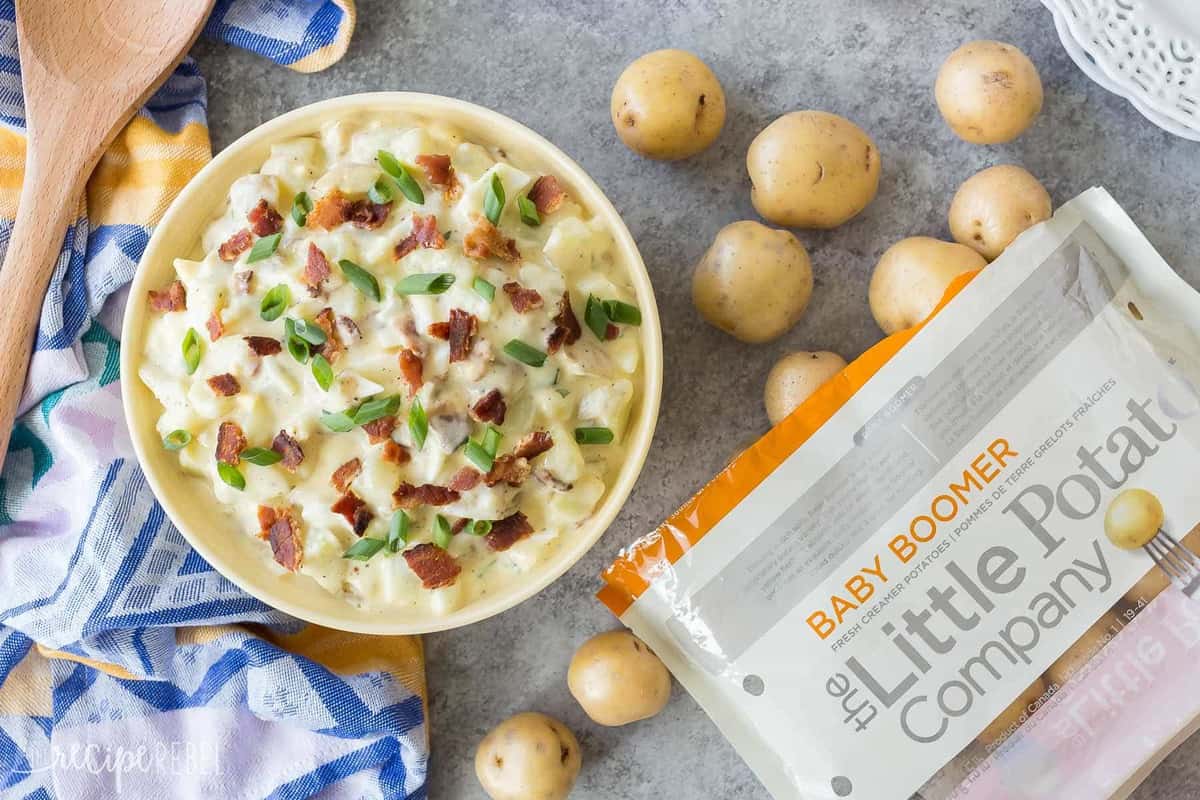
1045 613 1121 689
764 351 847 426
692 220 813 343
1104 488 1164 550
977 678 1045 747
949 165 1052 260
475 712 582 800
868 237 986 334
746 111 881 228
568 630 672 726
611 49 726 160
935 40 1043 144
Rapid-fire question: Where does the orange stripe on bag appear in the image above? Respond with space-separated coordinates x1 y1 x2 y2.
599 272 977 617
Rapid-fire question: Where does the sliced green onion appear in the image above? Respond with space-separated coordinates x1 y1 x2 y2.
217 462 245 490
338 259 381 302
483 173 505 225
343 537 387 561
433 515 453 549
395 272 456 295
503 339 547 368
388 510 410 553
603 299 642 326
241 447 282 466
162 430 191 450
181 328 203 375
575 426 614 445
472 276 496 302
247 232 282 263
320 411 356 432
584 294 609 341
517 195 541 226
311 354 333 391
368 176 394 205
482 425 502 457
408 397 428 450
291 191 312 227
260 284 291 321
377 150 424 204
353 395 402 426
284 320 310 364
470 519 492 537
464 441 494 472
291 318 327 346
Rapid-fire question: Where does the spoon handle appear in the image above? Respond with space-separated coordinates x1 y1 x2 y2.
0 152 89 467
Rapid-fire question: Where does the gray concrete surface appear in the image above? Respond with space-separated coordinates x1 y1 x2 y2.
192 1 1200 797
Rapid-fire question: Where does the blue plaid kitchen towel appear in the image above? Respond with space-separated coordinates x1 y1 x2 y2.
0 2 431 798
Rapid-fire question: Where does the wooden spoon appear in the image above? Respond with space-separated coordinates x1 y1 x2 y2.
0 0 214 469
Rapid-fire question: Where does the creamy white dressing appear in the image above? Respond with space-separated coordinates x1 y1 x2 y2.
140 117 642 615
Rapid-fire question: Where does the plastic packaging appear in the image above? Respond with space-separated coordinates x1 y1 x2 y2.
600 188 1200 799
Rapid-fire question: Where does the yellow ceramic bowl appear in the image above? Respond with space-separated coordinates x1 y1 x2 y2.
121 93 662 634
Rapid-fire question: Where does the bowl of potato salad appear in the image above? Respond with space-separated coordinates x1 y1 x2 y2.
121 93 662 634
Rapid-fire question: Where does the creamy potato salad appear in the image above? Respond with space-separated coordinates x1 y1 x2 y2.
140 116 643 615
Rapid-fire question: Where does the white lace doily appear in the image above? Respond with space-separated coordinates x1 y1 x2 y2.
1047 0 1200 135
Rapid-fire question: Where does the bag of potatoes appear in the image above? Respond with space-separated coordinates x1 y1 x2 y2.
601 188 1200 799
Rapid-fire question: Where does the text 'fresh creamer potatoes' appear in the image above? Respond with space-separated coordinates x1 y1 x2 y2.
600 189 1200 800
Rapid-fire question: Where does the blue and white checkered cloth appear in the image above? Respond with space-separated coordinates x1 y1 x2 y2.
0 2 431 797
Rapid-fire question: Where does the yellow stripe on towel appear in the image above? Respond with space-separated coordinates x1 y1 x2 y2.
36 644 142 681
0 646 54 716
289 0 358 73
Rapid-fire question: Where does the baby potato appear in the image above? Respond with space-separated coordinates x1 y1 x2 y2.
935 40 1043 144
692 221 813 343
568 631 672 726
611 49 726 160
1104 488 1164 550
868 237 986 334
747 111 881 228
475 712 582 800
949 165 1051 260
764 351 847 426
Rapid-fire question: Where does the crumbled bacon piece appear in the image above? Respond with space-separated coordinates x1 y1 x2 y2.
398 349 423 397
534 468 573 492
415 154 458 197
331 492 373 536
485 511 534 552
484 455 531 488
206 310 224 342
234 270 254 294
148 280 186 312
427 322 450 340
271 430 304 471
268 511 303 572
448 466 483 492
308 189 391 231
256 505 277 538
463 216 520 262
392 482 461 509
395 213 446 260
314 307 344 362
207 373 241 397
361 415 396 444
448 309 477 363
338 316 361 343
547 292 582 354
382 441 411 464
219 229 253 261
604 323 619 341
330 458 362 493
248 199 283 236
471 389 507 425
513 430 554 460
304 243 331 295
503 282 543 313
451 518 469 535
403 543 461 589
244 336 282 356
527 175 566 215
216 421 246 465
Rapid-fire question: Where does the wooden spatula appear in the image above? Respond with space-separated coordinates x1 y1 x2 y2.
0 0 214 470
